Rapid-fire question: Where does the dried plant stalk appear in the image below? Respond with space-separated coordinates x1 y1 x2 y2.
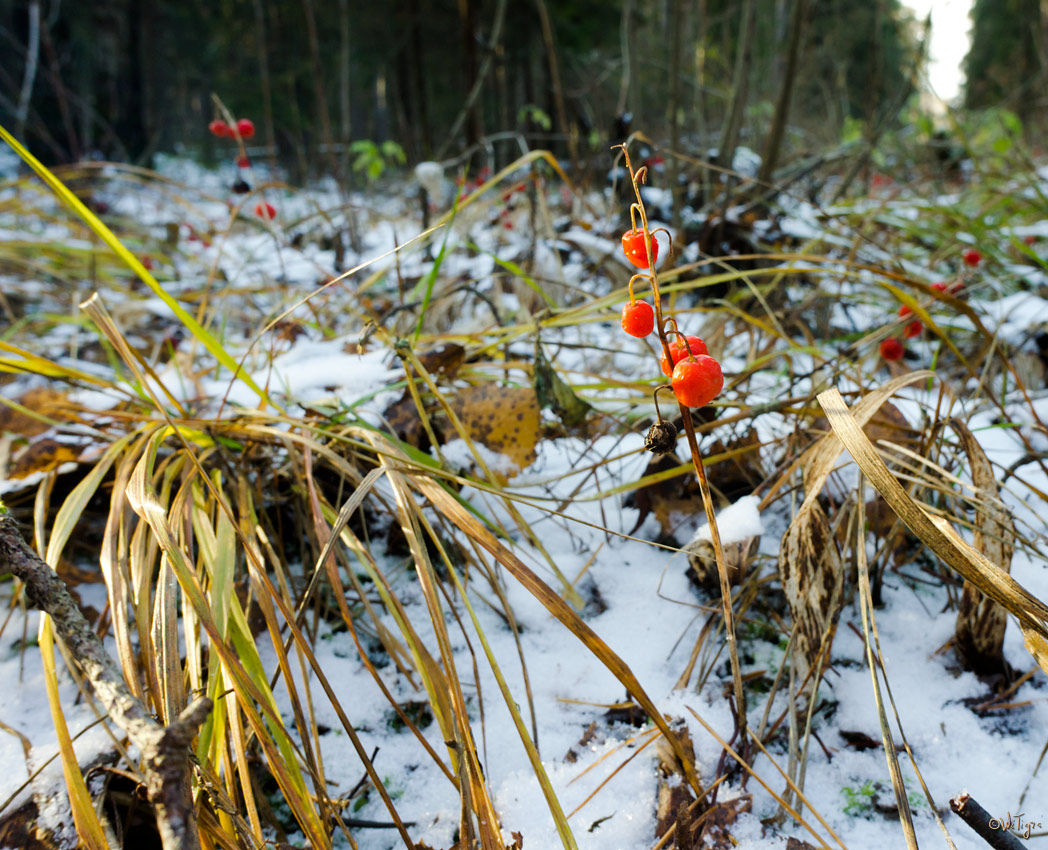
941 419 1017 679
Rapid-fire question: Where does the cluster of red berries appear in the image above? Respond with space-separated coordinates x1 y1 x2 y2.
879 248 980 361
209 115 275 222
209 117 256 142
619 228 723 410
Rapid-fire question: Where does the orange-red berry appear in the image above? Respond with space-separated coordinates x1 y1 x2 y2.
621 301 655 337
209 120 231 138
671 355 723 408
236 155 250 168
621 229 658 268
255 202 276 220
898 305 913 319
904 320 923 339
659 335 708 376
236 118 256 139
880 338 904 361
931 282 948 293
962 248 982 267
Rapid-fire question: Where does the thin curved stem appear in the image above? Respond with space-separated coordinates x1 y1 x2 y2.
613 141 749 763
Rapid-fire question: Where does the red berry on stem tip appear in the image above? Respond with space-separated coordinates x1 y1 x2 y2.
931 281 948 293
255 202 276 220
621 229 658 268
880 338 904 361
621 300 655 337
209 120 230 138
671 355 723 408
659 335 709 376
898 305 913 318
962 248 982 267
236 155 250 168
904 320 923 339
236 118 256 139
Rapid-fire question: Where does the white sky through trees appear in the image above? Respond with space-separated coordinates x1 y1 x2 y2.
902 0 974 104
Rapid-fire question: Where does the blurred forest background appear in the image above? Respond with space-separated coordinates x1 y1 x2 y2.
1 0 1045 180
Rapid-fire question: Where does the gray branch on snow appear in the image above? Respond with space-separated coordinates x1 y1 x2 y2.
0 510 211 850
950 793 1029 850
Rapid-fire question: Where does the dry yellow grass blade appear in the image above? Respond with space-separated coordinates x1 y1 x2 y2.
938 419 1017 678
683 706 839 850
410 472 703 794
775 376 933 705
38 616 111 850
817 387 1048 673
853 486 919 850
415 506 578 849
383 466 503 850
126 434 332 849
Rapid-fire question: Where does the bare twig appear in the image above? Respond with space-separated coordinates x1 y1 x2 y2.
0 509 211 850
949 794 1029 850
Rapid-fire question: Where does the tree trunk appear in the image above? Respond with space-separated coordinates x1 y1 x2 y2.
757 0 809 186
534 0 578 168
16 0 41 142
667 0 685 230
717 0 756 176
437 0 508 160
301 0 335 173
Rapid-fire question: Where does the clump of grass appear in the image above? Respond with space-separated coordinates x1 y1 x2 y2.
1 120 1048 850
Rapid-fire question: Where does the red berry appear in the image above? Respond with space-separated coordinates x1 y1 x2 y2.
255 202 276 220
209 120 231 138
962 248 982 267
948 281 964 294
671 355 723 408
236 118 256 139
880 338 904 361
659 335 709 376
621 301 655 337
903 320 923 339
931 282 948 293
898 305 913 319
236 155 250 168
621 229 658 269
142 255 154 270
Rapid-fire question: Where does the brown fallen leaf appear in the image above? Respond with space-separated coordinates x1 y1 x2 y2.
9 438 82 479
450 385 540 473
0 387 69 438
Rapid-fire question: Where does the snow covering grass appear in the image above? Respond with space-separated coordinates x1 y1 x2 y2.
1 144 1047 850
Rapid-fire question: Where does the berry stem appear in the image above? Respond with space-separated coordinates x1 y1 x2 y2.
615 142 749 761
627 272 651 305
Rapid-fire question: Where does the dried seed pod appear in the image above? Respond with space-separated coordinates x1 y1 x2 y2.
644 420 678 455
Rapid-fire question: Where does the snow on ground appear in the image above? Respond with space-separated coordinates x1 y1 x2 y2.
1 156 1047 850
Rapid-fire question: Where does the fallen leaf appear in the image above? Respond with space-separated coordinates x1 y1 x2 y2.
450 385 539 473
0 387 69 437
9 439 82 479
418 343 466 379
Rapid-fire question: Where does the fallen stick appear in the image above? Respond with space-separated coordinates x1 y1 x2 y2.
950 793 1029 850
0 508 211 850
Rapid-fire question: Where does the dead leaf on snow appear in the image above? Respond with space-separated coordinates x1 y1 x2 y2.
9 438 82 479
0 387 70 437
450 385 540 473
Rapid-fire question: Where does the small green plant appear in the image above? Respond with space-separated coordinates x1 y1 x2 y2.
349 139 407 181
841 779 878 816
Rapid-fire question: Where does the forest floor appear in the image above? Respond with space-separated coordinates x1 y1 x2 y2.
1 138 1047 850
